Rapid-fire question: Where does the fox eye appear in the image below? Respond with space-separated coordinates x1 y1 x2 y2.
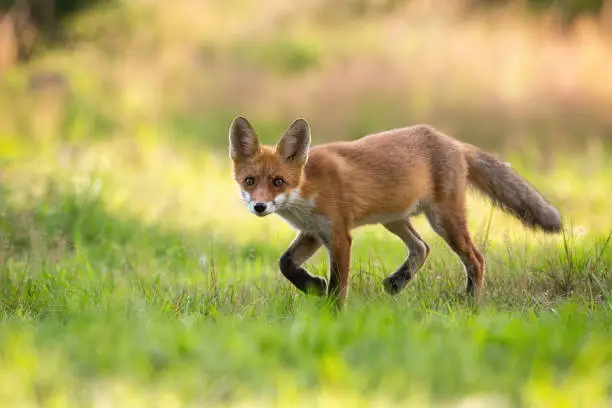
272 177 285 187
244 177 255 186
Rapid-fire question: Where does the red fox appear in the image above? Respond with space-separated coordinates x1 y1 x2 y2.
229 116 562 309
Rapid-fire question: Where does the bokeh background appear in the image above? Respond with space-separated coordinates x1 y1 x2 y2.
2 0 611 236
3 0 612 150
1 1 612 407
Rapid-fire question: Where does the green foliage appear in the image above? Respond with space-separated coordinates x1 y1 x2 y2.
0 0 109 20
515 0 606 23
316 0 610 23
232 37 321 75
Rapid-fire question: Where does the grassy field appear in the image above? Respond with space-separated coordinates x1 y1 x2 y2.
1 135 611 407
1 0 612 406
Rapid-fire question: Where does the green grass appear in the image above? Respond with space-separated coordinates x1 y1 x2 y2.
1 136 611 407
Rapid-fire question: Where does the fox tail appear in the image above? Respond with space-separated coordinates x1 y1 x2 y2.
463 145 562 233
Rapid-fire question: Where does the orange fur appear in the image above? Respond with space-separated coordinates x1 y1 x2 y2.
229 117 562 309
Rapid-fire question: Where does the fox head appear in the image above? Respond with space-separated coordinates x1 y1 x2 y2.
229 116 311 217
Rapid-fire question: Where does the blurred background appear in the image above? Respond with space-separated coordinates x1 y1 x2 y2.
2 0 612 147
1 0 611 239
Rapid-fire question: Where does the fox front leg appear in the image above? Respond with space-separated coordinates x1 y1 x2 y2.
279 232 327 296
326 230 352 310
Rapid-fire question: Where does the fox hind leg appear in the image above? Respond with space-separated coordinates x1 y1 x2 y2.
382 219 430 295
425 202 485 299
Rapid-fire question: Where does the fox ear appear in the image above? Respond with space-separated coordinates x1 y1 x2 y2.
229 116 260 161
276 118 311 165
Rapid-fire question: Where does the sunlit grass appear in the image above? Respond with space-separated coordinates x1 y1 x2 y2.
0 133 610 406
3 135 611 239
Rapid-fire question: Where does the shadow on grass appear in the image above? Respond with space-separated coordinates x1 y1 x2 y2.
0 178 292 318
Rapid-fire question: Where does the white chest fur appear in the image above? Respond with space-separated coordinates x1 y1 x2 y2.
276 190 332 240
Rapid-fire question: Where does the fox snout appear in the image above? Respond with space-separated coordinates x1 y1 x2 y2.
241 190 284 217
253 202 267 214
249 200 272 217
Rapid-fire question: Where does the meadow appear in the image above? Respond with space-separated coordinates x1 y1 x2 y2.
1 1 612 407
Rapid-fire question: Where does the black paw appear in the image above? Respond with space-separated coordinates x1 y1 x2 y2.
382 275 408 296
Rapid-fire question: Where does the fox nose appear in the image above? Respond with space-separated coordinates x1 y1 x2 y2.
253 203 267 214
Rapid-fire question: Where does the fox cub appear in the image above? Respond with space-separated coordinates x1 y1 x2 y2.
229 116 562 309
